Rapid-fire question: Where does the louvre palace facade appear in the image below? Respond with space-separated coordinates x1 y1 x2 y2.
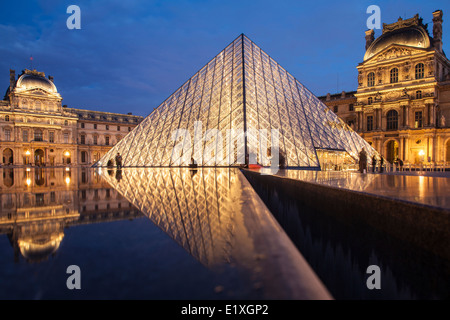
0 69 143 167
320 10 450 165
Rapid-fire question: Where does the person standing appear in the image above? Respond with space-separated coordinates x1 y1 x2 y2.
372 155 377 173
115 152 122 169
359 149 367 173
379 157 384 173
398 158 404 171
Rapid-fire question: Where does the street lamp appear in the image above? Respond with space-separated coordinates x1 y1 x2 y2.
25 150 31 165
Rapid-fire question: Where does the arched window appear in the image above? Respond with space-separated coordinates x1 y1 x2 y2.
386 110 399 131
368 97 373 105
416 90 422 99
367 72 375 87
390 68 399 83
415 63 424 79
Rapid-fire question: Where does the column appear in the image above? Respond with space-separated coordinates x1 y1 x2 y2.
405 105 410 128
378 108 382 130
430 104 436 127
404 138 409 162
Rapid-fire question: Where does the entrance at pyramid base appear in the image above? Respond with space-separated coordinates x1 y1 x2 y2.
316 149 359 172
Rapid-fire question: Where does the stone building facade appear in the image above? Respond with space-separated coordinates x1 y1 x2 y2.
0 69 143 167
320 10 450 165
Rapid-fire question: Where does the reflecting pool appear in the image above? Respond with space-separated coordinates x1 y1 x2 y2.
0 167 327 300
243 171 450 300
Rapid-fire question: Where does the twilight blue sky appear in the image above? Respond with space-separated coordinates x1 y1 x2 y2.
1 0 449 117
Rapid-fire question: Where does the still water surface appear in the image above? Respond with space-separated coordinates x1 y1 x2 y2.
0 167 265 299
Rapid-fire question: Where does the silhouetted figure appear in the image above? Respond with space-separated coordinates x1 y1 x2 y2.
398 158 404 171
189 157 198 168
279 150 286 169
380 157 384 173
115 169 122 182
359 148 367 173
115 153 122 169
372 155 377 173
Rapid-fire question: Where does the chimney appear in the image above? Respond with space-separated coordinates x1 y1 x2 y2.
9 69 15 90
365 29 375 50
433 10 443 53
48 75 54 83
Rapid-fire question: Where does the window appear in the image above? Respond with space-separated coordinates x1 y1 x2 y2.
386 110 399 131
349 104 354 111
390 68 399 83
81 123 85 129
5 115 9 121
64 120 68 126
117 126 120 131
23 130 28 142
368 97 373 105
105 136 110 145
106 125 109 130
367 116 373 132
128 127 131 132
64 132 69 144
415 63 424 79
333 106 338 113
34 130 43 141
93 135 98 145
5 129 11 141
416 90 422 99
49 131 55 143
94 124 97 130
81 151 87 163
367 72 375 87
80 134 86 145
415 111 423 128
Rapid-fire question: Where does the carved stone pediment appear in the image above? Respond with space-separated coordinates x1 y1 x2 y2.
385 91 401 101
371 45 426 62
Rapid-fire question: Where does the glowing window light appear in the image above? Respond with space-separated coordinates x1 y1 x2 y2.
26 178 31 186
65 177 71 184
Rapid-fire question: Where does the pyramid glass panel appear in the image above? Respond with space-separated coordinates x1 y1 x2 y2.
96 34 378 169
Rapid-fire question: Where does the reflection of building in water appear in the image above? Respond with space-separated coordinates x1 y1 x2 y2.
100 168 251 267
0 168 141 262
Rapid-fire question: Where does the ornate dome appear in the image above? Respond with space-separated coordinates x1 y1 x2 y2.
364 24 431 61
18 232 64 262
16 71 58 93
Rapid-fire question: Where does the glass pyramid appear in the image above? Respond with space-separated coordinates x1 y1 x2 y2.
96 34 377 168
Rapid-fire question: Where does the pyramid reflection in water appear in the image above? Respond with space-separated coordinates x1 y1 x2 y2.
100 168 254 267
97 34 376 168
